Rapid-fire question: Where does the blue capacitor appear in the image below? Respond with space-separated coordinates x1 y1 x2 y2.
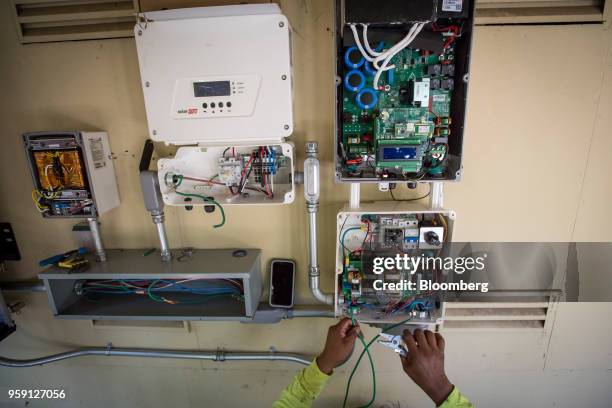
387 68 395 85
363 61 375 76
344 46 365 69
344 69 366 93
356 88 378 110
363 42 383 76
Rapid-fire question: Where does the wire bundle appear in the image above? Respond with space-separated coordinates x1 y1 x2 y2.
386 297 433 316
78 279 244 305
31 189 59 213
349 22 428 89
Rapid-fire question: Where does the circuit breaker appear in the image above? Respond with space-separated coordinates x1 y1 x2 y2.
333 0 474 183
24 131 120 218
135 4 295 206
336 202 455 325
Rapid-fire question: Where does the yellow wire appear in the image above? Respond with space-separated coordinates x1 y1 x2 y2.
31 190 49 211
438 213 448 242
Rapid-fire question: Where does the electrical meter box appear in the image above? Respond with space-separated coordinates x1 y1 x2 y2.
24 131 120 218
335 202 455 326
333 0 474 183
135 4 295 205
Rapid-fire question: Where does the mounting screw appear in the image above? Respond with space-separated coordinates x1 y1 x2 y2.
204 204 215 213
279 21 285 27
284 124 290 130
463 74 469 83
145 81 150 87
137 30 142 36
281 74 287 80
152 130 157 136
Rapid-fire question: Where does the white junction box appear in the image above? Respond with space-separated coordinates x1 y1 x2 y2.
135 4 295 205
335 202 455 326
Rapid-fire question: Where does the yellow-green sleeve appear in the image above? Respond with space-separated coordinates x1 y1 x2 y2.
438 386 474 408
272 359 331 408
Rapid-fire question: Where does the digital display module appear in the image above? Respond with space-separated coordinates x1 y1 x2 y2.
193 81 231 97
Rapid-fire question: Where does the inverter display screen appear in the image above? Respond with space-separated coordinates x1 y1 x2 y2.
193 81 231 97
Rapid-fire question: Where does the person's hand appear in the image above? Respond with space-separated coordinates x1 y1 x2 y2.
316 317 360 375
399 329 454 406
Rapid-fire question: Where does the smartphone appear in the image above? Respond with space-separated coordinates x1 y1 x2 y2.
269 259 295 308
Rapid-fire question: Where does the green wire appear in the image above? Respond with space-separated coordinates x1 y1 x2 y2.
343 316 414 408
146 279 164 303
340 227 361 254
174 191 225 228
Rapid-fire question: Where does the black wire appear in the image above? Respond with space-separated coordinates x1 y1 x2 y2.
222 147 231 157
338 215 349 253
259 147 264 187
240 154 256 193
389 184 431 202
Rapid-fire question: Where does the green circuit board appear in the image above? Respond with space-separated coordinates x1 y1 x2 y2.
340 40 456 179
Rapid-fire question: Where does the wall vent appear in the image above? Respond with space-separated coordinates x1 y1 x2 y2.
476 0 609 24
443 294 560 331
11 0 139 44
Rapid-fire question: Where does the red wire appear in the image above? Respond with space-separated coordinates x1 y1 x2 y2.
183 176 226 187
240 154 254 179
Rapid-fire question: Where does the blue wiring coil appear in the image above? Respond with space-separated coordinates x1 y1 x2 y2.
355 88 378 110
344 46 365 68
344 69 366 93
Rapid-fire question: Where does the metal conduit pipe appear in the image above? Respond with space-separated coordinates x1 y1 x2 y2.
0 280 46 293
289 308 335 318
0 347 312 368
304 142 333 305
152 213 172 261
87 217 106 262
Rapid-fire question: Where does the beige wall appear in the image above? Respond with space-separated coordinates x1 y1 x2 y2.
1 0 612 406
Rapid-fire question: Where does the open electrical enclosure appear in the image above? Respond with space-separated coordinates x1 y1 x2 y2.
39 249 262 321
336 202 455 326
135 4 296 206
158 144 294 206
24 131 120 218
334 0 474 183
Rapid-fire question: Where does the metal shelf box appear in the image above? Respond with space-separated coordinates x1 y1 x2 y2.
39 249 262 321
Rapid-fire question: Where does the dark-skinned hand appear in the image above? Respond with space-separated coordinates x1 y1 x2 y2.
399 329 454 406
316 317 360 375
